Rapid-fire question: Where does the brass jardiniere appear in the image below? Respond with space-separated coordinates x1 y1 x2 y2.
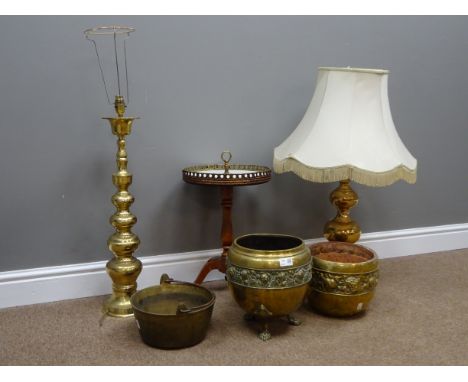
308 241 379 317
227 234 311 341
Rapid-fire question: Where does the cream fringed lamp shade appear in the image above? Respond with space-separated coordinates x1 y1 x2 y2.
273 67 417 187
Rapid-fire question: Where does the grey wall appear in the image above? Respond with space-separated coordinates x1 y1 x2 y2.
0 16 467 271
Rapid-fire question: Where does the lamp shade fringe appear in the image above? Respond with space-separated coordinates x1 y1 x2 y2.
273 157 417 187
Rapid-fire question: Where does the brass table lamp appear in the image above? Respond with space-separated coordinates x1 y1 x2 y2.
84 26 142 317
274 67 417 242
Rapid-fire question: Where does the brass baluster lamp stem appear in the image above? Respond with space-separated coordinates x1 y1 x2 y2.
323 179 361 243
103 96 142 317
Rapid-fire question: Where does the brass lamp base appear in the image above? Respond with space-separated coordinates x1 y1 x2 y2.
102 96 142 318
103 255 142 317
324 180 361 243
104 292 135 318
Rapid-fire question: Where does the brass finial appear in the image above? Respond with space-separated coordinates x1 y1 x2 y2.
221 150 232 174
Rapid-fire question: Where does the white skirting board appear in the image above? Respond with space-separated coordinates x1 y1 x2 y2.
0 223 467 309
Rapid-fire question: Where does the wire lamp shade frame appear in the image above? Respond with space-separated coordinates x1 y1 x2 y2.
84 26 134 105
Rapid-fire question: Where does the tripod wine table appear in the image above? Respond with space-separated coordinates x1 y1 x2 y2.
182 152 271 284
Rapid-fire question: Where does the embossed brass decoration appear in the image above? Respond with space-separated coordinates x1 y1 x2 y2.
226 234 311 341
308 241 379 317
324 180 361 243
226 261 311 289
103 96 142 317
311 269 379 295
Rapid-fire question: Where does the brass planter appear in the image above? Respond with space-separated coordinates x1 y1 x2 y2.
131 274 215 349
308 242 379 317
226 234 311 340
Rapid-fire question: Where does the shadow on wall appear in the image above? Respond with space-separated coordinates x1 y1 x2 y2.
145 182 220 253
143 171 337 255
231 173 333 241
62 151 114 264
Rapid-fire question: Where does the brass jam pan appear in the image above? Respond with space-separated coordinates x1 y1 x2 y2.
131 274 216 349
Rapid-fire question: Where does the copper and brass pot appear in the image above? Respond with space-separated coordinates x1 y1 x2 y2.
226 234 311 341
308 241 379 317
131 274 215 349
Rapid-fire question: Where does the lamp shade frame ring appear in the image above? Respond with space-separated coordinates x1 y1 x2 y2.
84 25 135 37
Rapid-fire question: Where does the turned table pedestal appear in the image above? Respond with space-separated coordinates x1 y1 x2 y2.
182 152 271 284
